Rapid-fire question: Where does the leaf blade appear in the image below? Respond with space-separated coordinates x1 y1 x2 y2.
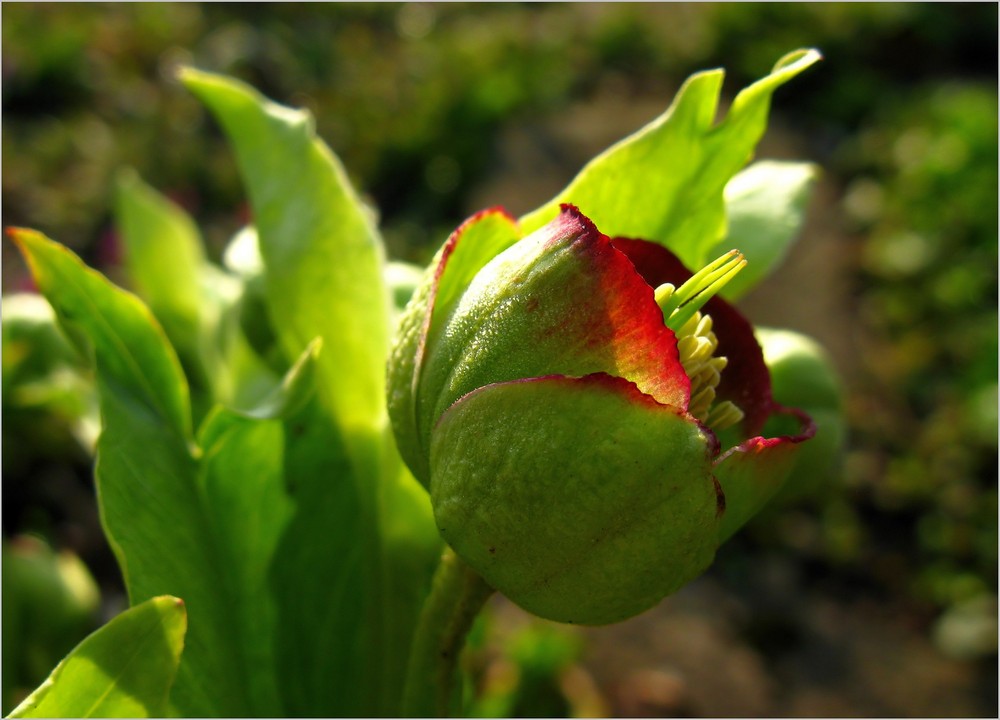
179 70 442 716
114 168 205 350
11 229 255 715
9 228 192 442
8 596 186 719
179 68 391 432
519 49 821 269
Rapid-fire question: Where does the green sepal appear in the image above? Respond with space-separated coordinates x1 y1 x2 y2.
713 426 805 543
430 373 719 626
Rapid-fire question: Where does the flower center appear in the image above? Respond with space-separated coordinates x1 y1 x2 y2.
654 251 747 431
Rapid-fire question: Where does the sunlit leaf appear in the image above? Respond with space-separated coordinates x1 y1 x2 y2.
8 596 186 719
10 229 191 439
114 170 245 419
179 68 391 433
520 49 821 270
179 70 440 716
11 229 331 716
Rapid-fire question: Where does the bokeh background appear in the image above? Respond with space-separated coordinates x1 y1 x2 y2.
2 3 997 716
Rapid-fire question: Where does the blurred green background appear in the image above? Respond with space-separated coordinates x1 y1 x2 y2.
2 3 997 716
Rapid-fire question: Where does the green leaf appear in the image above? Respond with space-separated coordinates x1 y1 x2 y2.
191 345 320 715
8 596 186 719
222 336 320 421
114 170 245 420
713 161 818 300
114 168 205 352
179 70 441 716
519 49 821 270
11 229 244 715
265 396 438 717
179 68 391 433
10 229 192 440
11 230 329 716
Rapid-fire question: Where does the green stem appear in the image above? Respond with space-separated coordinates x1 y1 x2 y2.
402 547 495 717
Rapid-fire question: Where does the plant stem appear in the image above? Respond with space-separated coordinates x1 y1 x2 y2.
402 547 494 717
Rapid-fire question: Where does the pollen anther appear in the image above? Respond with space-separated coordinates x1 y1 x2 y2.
657 251 748 433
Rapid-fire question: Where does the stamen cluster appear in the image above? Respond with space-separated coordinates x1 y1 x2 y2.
654 250 747 432
674 311 744 430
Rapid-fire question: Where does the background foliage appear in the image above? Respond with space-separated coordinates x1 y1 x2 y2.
3 3 997 716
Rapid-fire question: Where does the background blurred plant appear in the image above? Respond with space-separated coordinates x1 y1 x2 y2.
3 3 997 716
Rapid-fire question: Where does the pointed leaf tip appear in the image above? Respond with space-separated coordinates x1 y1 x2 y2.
776 48 823 71
8 595 187 718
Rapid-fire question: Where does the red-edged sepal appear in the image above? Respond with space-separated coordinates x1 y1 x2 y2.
712 404 816 542
417 206 692 456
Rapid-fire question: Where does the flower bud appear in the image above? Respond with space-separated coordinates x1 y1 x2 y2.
388 205 814 625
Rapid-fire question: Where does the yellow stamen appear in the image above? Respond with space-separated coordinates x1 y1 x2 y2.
657 251 748 432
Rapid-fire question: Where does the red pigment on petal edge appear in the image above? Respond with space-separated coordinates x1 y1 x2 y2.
610 237 774 436
542 209 691 410
556 203 608 244
435 372 694 431
713 403 816 465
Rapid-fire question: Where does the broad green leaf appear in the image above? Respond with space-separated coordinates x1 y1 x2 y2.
221 336 320 421
713 161 818 300
10 229 191 440
265 393 438 717
191 341 320 715
179 68 391 434
10 229 245 715
266 398 368 715
519 49 821 270
10 231 324 716
8 596 186 718
180 70 441 716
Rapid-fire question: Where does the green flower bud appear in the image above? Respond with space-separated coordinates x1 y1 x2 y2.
388 205 815 624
